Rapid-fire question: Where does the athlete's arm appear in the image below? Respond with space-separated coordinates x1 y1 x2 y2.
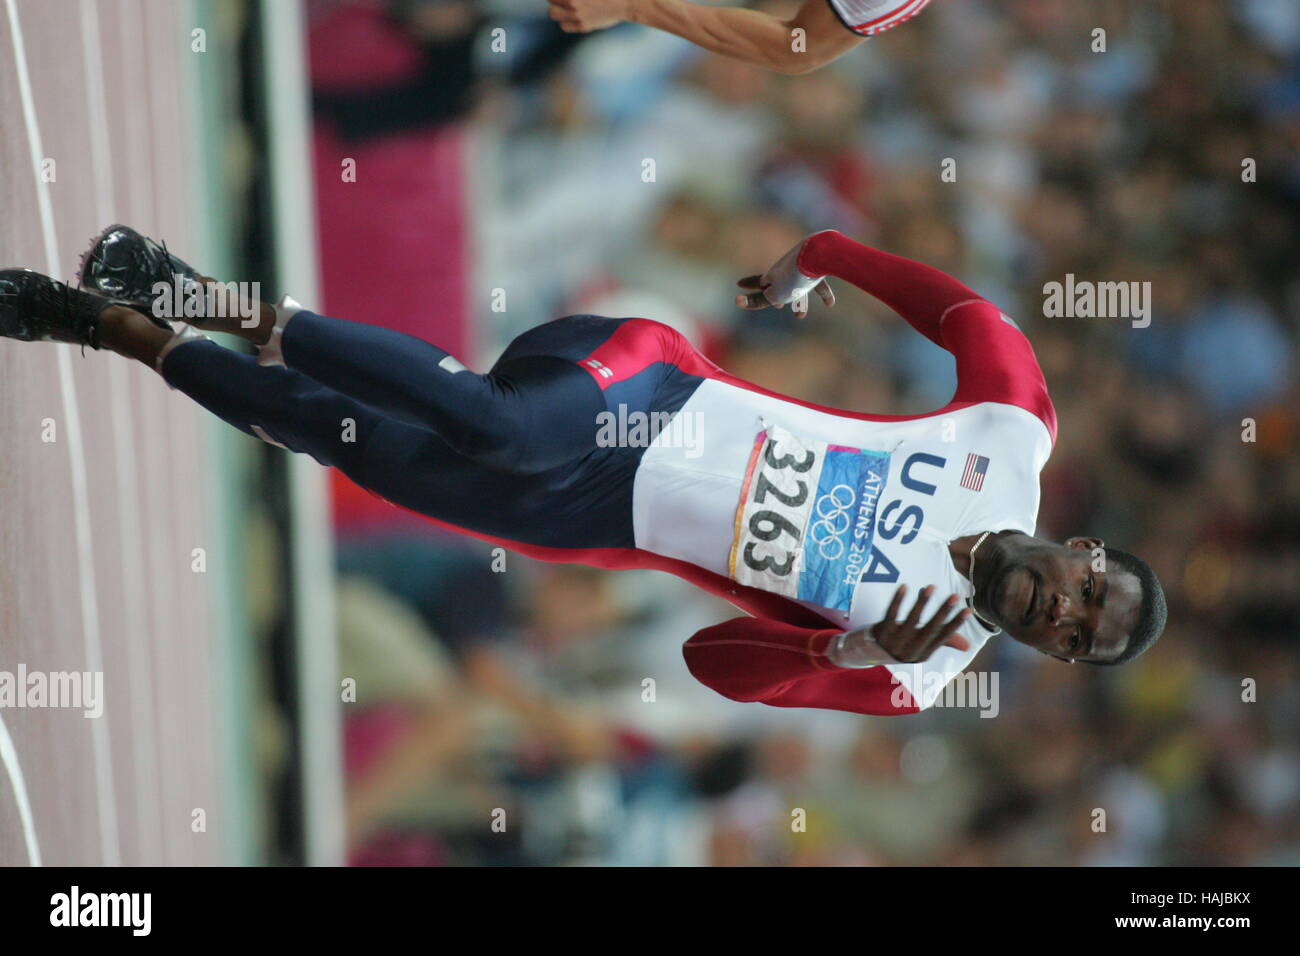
683 585 969 715
546 0 864 75
740 229 1058 440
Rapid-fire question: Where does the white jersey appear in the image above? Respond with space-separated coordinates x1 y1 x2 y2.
633 382 1052 709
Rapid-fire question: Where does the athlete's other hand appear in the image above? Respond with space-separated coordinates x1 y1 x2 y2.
736 232 836 315
870 585 971 663
548 0 630 32
735 275 835 316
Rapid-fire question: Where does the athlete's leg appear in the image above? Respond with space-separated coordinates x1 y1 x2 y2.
97 306 635 550
4 276 634 552
99 307 383 472
95 227 700 481
184 289 607 475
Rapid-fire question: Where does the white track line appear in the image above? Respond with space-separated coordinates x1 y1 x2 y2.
0 714 40 866
7 0 122 867
0 0 46 872
80 0 161 866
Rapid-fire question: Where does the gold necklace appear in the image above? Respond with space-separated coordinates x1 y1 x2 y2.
966 531 1001 633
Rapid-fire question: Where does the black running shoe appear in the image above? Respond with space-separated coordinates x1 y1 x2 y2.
78 224 199 324
0 269 114 349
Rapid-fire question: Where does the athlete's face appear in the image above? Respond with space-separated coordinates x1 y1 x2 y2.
976 536 1143 663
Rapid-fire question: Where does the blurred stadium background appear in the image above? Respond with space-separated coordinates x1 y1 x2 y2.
1 0 1297 866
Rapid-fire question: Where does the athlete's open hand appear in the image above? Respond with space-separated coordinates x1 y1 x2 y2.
736 232 836 315
870 585 971 663
547 0 631 33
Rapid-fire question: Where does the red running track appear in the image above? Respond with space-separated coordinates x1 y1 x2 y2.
0 0 223 866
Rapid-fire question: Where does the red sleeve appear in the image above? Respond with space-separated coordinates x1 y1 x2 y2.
682 616 920 716
797 230 1057 442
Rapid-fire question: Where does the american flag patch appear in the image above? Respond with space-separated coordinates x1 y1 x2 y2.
960 453 989 491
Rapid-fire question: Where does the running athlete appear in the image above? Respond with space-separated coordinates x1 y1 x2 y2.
0 225 1165 716
546 0 931 74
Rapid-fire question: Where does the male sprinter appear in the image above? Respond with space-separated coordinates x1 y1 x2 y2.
546 0 931 75
0 225 1165 716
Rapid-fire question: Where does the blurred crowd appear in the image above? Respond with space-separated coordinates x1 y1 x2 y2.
313 0 1299 865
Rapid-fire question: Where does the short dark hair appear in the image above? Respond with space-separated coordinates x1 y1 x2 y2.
1087 547 1167 666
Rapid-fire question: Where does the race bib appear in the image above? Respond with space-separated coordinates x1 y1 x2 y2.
728 424 891 612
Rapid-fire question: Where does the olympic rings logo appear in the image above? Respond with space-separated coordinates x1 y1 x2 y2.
807 484 857 559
